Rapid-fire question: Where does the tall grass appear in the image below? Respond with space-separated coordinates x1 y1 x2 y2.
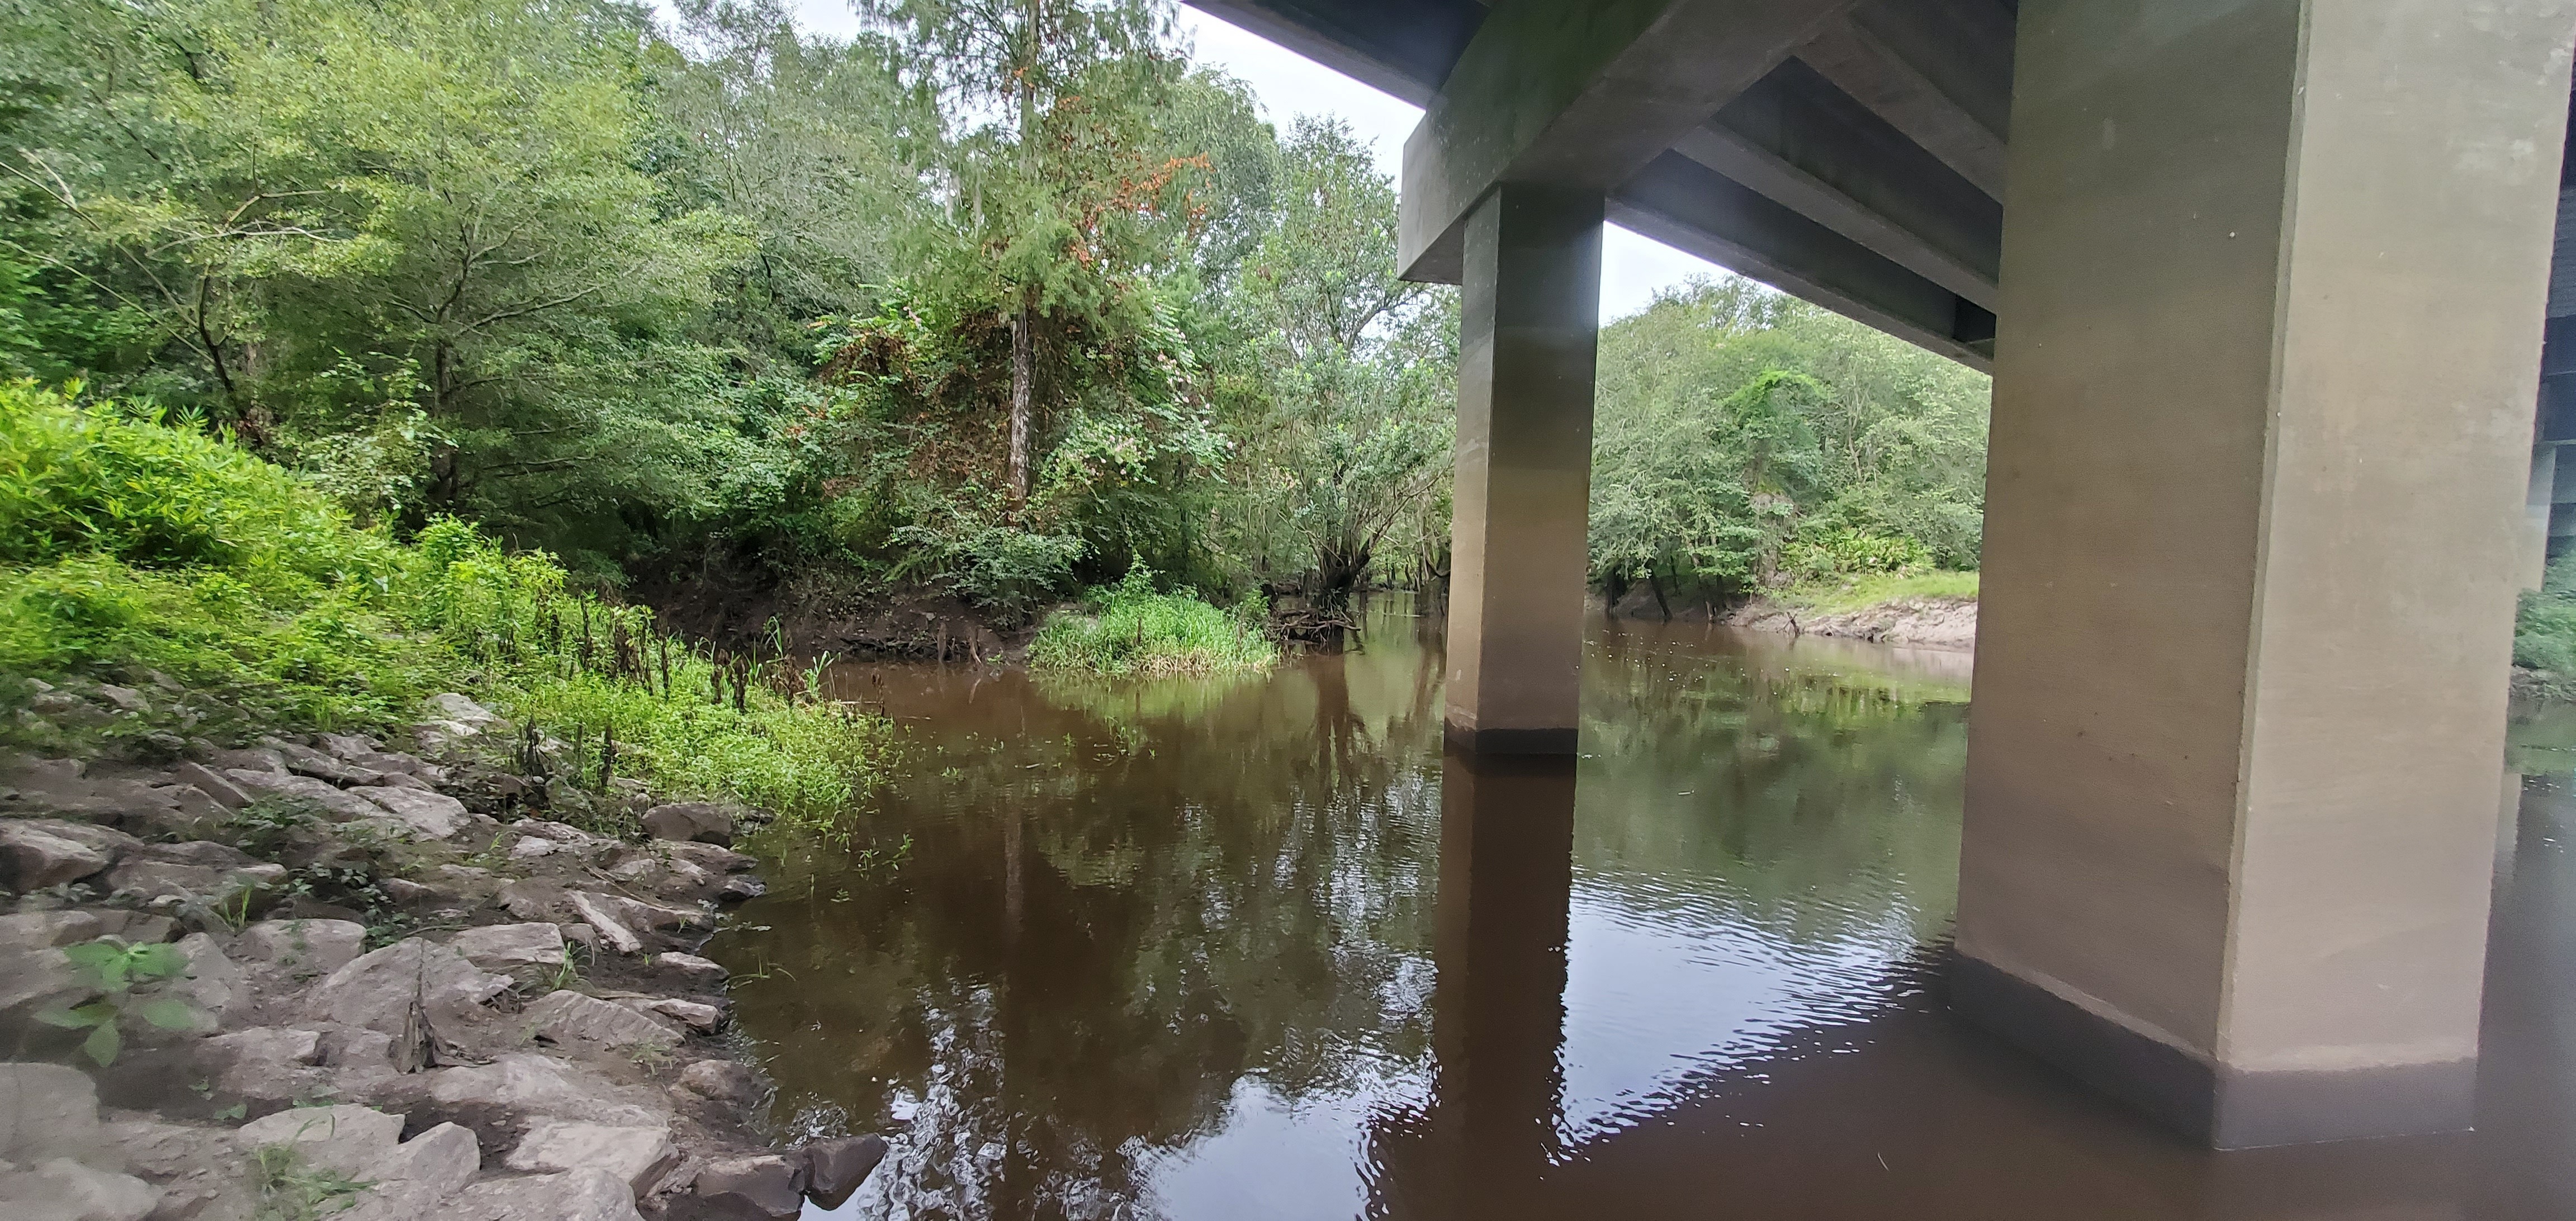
0 382 883 827
1026 565 1277 677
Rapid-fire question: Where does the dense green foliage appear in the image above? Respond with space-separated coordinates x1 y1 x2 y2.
1027 564 1275 676
2 0 1991 636
2516 558 2576 674
1589 280 1990 608
0 384 882 822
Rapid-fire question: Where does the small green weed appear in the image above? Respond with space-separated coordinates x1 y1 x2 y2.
1027 563 1276 676
251 1144 371 1221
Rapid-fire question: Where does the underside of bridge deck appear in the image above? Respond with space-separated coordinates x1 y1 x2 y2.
1187 0 2576 1150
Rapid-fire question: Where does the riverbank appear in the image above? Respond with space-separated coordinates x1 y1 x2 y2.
0 682 886 1220
1610 572 1982 652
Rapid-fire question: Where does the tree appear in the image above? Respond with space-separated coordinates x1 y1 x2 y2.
1217 117 1453 607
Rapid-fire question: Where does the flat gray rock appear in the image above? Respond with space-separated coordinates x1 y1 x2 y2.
654 952 727 987
0 821 112 889
0 909 105 951
234 918 368 974
354 787 473 840
231 1103 404 1177
221 770 386 822
693 1153 806 1219
422 1053 668 1130
640 802 732 846
524 990 679 1050
0 1157 159 1221
504 1120 679 1200
445 1167 642 1221
302 938 509 1038
0 1062 103 1163
447 922 566 972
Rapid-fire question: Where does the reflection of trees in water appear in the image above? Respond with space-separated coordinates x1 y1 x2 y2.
723 618 1966 1219
725 632 1450 1219
1578 630 1966 946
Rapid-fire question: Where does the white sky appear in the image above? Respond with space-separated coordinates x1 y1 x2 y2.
766 0 1720 323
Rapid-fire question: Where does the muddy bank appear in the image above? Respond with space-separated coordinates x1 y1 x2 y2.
1606 586 1979 652
641 555 1012 664
0 685 883 1220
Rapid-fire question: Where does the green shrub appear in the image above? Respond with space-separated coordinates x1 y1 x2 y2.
1026 564 1276 677
2516 560 2576 674
0 382 883 826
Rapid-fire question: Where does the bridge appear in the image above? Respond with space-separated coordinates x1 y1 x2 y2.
1188 0 2576 1150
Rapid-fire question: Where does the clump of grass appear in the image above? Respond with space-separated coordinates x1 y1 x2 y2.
1026 564 1277 677
2516 558 2576 676
0 382 884 829
1773 569 1980 615
250 1144 371 1221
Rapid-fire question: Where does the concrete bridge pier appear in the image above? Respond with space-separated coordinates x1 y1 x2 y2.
1953 0 2576 1149
1443 187 1604 755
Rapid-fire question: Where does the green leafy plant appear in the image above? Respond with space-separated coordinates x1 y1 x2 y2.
35 937 202 1064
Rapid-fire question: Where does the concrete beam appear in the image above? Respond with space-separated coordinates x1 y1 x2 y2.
1611 153 1995 370
1399 0 1857 283
1795 0 2016 198
1681 59 2003 307
1181 0 1481 107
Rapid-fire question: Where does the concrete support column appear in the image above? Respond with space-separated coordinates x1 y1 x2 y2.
1445 186 1604 755
1955 0 2575 1148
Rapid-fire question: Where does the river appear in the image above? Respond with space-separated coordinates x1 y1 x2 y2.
707 597 2576 1220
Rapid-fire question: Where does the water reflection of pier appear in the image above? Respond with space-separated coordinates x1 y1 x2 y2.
1366 759 2576 1220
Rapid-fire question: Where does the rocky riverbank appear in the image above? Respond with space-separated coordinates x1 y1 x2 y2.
0 685 880 1220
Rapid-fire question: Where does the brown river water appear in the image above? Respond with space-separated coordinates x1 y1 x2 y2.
707 597 2576 1220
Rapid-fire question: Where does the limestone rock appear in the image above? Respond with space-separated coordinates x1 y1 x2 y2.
367 771 437 793
524 990 679 1050
642 998 723 1033
0 821 113 889
418 1053 668 1138
332 1121 482 1221
504 1121 680 1200
317 733 379 761
447 922 566 973
302 938 509 1039
0 1062 103 1163
0 1157 159 1221
676 1059 765 1110
100 1119 247 1221
801 1134 889 1210
0 942 87 1017
353 787 473 840
0 908 105 951
203 1026 321 1068
348 751 427 777
94 684 150 714
640 802 732 846
666 842 757 874
509 836 559 859
497 879 570 923
10 817 141 859
220 770 385 822
613 895 708 933
231 1104 402 1177
171 762 253 808
444 1167 643 1221
169 932 247 1028
691 1154 806 1220
566 891 642 956
715 876 766 903
655 953 727 988
234 919 368 974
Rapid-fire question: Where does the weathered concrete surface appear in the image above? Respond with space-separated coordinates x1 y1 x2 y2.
1957 0 2576 1147
1443 185 1603 755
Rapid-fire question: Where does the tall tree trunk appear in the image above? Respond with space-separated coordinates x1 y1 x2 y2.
1008 305 1034 513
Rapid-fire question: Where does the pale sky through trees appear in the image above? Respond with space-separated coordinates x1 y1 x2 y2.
770 0 1723 322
